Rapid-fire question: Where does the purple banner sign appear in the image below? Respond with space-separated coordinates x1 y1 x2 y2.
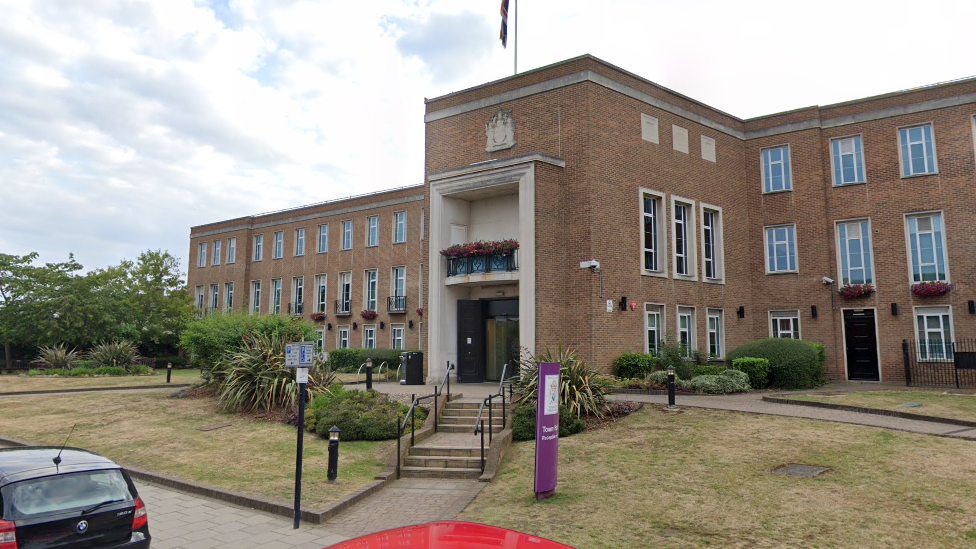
534 362 560 500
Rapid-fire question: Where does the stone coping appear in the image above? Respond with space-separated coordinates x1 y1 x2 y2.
762 395 976 429
0 384 192 397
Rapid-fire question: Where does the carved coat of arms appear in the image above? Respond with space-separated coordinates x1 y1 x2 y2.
485 108 516 152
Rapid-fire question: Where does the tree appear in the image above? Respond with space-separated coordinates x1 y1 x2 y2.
0 252 41 366
127 250 193 351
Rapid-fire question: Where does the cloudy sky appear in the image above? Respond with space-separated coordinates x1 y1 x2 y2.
2 0 974 274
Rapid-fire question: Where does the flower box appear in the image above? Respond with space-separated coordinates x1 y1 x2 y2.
309 312 326 321
838 283 874 300
911 281 953 297
439 239 519 260
360 309 378 320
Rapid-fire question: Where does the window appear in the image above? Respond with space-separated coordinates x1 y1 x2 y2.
224 282 234 311
707 309 724 359
906 212 948 283
645 304 664 355
831 136 865 185
770 311 800 339
209 284 219 312
250 281 261 314
761 145 792 192
765 225 797 273
197 242 206 268
317 224 328 253
899 124 937 176
271 278 282 314
701 205 723 281
272 231 283 259
337 326 350 349
315 329 324 353
292 277 304 315
392 266 406 310
295 228 305 256
364 269 378 311
195 285 205 311
363 325 376 349
392 324 405 350
677 306 696 358
212 240 221 266
253 234 263 261
916 307 953 360
227 237 236 263
366 216 378 247
341 220 352 250
314 274 328 313
672 197 696 278
641 190 665 274
338 272 352 313
837 220 874 285
393 211 407 243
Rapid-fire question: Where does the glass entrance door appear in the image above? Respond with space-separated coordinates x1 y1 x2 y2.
486 317 519 382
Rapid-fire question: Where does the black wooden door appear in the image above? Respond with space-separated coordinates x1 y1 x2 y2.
457 300 485 383
844 309 880 381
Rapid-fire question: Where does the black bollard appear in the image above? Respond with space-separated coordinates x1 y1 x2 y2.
166 363 172 383
667 365 676 409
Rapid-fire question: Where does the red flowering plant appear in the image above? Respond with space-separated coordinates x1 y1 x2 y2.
309 312 326 321
838 283 874 300
360 310 378 320
439 239 519 259
416 308 424 316
911 281 954 297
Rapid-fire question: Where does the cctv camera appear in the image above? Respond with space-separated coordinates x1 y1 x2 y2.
580 260 600 270
822 276 834 285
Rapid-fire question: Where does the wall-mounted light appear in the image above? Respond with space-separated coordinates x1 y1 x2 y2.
380 321 385 329
619 296 628 311
408 320 414 329
811 305 818 319
327 323 332 331
969 300 976 315
737 306 745 318
891 303 898 316
353 322 358 330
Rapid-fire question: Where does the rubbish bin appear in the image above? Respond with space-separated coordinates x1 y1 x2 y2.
399 352 424 385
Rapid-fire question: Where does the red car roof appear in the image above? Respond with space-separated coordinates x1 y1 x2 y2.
327 521 575 549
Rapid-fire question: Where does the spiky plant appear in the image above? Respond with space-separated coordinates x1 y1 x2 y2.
88 340 141 370
32 344 80 371
513 345 613 418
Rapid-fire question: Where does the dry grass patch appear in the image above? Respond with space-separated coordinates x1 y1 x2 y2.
0 369 201 392
790 389 976 423
0 389 387 509
460 406 976 549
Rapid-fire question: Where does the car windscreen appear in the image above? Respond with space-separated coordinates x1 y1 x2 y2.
2 469 134 520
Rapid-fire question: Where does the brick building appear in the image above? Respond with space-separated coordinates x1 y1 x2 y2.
189 55 976 384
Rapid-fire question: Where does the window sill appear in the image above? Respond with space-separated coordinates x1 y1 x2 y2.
641 270 668 278
762 189 793 195
901 172 939 179
673 274 698 282
392 241 406 245
316 251 327 255
765 271 798 275
832 181 867 187
252 259 263 262
703 278 725 285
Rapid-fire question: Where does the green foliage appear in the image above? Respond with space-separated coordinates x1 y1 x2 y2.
68 367 93 377
91 366 127 376
513 345 613 418
511 402 586 442
327 348 416 375
679 369 751 394
655 336 694 380
732 357 771 389
32 344 80 370
180 312 316 372
690 364 726 377
726 338 825 390
26 369 46 377
307 388 425 441
326 349 362 372
613 352 657 379
646 370 674 385
154 355 189 369
129 364 153 375
88 340 140 369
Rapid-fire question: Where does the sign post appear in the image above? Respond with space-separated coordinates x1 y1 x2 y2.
285 341 314 528
534 362 560 500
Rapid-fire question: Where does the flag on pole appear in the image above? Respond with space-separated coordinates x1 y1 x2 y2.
499 0 509 48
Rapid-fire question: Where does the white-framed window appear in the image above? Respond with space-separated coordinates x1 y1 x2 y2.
392 324 405 350
899 123 937 177
338 272 352 313
270 278 282 315
645 303 664 355
197 242 206 268
707 309 724 359
393 211 407 244
212 240 221 266
641 189 666 275
227 237 236 264
314 274 327 313
291 277 304 315
224 282 234 311
831 135 866 185
295 228 305 256
364 269 378 311
765 224 797 273
700 204 724 282
337 326 350 349
253 234 263 261
837 219 874 286
250 281 261 314
770 310 800 339
905 212 948 283
677 306 696 358
209 284 219 312
341 220 353 250
392 266 405 296
315 328 324 353
366 216 379 247
671 196 697 279
272 231 283 259
317 224 328 253
363 325 376 349
761 145 792 193
194 285 205 311
915 306 953 360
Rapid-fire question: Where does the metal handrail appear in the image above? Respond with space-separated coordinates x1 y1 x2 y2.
474 364 507 434
395 391 438 479
439 361 455 401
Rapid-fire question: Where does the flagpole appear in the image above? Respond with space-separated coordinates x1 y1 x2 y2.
514 0 517 75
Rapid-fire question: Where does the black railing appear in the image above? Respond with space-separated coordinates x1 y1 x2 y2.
388 296 406 313
474 364 514 473
288 302 304 315
334 300 351 316
447 252 517 277
903 339 976 388
396 362 455 479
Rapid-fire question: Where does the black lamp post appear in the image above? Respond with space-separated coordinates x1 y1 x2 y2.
667 365 676 410
327 425 341 483
365 358 373 390
166 362 172 383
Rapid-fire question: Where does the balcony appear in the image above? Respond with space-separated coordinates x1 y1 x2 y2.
335 300 352 316
288 302 304 316
447 252 517 276
388 295 406 313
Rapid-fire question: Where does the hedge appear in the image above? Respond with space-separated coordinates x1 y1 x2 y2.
690 364 726 377
613 352 657 379
679 369 751 394
511 401 586 442
305 386 427 441
327 349 421 374
731 357 771 389
725 338 824 390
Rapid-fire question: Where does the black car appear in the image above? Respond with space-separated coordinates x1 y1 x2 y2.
0 447 150 548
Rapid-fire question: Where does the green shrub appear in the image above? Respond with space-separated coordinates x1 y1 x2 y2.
732 357 771 389
32 344 80 370
308 389 424 441
656 336 694 380
88 340 140 370
511 402 586 442
179 312 316 372
680 369 751 394
513 346 613 418
26 369 50 377
68 367 93 377
327 349 363 372
613 352 657 379
726 338 824 390
91 366 127 376
154 355 189 369
690 365 726 377
74 359 97 370
129 365 153 375
646 370 674 385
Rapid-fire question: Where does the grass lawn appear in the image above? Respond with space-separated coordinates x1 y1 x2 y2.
789 389 976 423
460 406 976 549
0 369 201 392
0 389 389 509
